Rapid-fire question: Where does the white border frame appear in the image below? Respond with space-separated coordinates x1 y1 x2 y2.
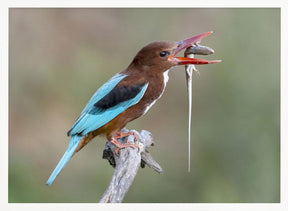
1 1 287 211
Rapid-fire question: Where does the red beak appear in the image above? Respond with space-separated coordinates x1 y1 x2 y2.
168 31 221 65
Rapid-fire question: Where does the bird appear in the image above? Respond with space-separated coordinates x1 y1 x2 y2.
46 31 221 186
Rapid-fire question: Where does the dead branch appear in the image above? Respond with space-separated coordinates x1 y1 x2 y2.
99 128 162 203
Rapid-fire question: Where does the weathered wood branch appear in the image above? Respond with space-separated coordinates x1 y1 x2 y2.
99 128 163 203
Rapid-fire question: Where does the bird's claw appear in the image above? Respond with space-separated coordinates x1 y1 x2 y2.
110 131 139 155
111 139 139 155
114 131 139 140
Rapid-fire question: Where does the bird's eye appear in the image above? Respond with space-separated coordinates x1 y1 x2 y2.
159 51 169 57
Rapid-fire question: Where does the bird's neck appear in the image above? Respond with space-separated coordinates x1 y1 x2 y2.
125 61 168 77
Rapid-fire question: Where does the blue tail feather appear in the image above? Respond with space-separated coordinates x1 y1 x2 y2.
46 135 82 186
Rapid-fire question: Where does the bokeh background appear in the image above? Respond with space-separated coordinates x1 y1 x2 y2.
9 8 280 203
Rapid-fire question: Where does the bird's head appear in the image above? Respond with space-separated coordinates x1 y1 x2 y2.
130 31 221 73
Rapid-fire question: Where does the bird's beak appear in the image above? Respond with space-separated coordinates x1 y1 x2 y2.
168 31 221 65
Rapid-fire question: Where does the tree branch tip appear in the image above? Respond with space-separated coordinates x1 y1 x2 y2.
100 128 163 203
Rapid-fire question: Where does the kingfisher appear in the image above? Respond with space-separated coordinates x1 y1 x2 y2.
46 31 221 185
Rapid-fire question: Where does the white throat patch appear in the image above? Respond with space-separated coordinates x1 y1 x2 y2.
163 70 170 86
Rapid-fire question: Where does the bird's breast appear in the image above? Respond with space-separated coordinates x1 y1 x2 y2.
113 68 170 125
142 70 170 115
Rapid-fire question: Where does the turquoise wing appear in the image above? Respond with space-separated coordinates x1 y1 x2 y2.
80 73 127 114
68 74 148 136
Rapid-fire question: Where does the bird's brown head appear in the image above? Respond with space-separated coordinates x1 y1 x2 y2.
129 31 221 73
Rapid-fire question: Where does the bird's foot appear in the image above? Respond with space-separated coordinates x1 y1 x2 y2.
110 139 139 154
114 131 139 140
110 131 139 154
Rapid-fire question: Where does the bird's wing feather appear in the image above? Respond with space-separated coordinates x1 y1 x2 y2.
68 75 148 136
80 73 127 114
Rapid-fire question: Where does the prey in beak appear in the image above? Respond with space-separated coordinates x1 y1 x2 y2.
168 31 222 65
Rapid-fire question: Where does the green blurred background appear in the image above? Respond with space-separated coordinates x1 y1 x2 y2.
9 8 280 203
